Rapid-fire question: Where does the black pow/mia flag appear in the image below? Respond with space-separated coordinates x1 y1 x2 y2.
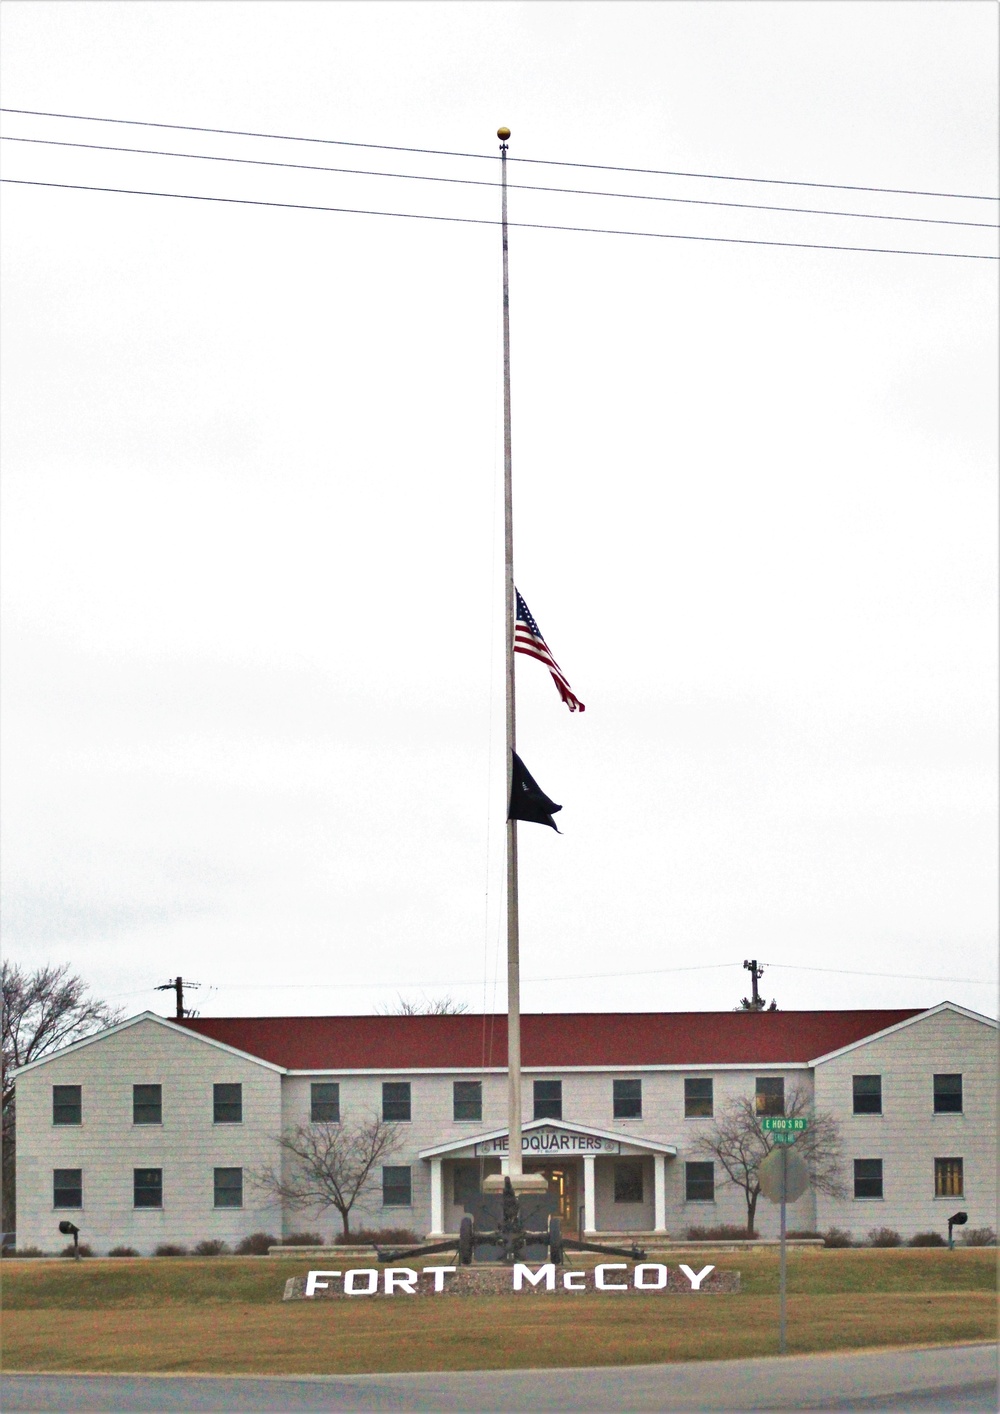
508 752 562 831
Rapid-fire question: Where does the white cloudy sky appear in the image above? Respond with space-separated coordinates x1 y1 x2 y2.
2 2 997 1023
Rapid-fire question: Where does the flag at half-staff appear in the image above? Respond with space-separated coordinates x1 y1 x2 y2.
508 752 562 831
515 590 585 713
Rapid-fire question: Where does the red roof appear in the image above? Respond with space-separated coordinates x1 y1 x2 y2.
178 1009 922 1070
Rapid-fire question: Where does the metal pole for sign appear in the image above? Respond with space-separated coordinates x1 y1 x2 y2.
779 1143 788 1355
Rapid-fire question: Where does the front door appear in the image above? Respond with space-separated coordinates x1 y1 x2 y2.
523 1161 578 1224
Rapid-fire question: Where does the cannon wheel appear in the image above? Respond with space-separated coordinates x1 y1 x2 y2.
548 1215 563 1264
459 1215 475 1266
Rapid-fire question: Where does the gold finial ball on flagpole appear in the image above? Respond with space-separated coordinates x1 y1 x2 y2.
497 126 511 140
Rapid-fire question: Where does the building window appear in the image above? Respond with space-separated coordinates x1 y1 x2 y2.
613 1079 642 1119
853 1159 883 1199
53 1085 82 1125
614 1160 644 1203
453 1080 482 1122
933 1074 963 1114
755 1077 785 1117
853 1075 882 1115
533 1080 562 1120
134 1168 163 1208
133 1084 162 1125
684 1077 714 1118
213 1083 242 1124
383 1166 412 1207
214 1167 244 1208
53 1168 82 1208
382 1082 411 1122
934 1158 964 1197
685 1161 715 1202
311 1082 340 1122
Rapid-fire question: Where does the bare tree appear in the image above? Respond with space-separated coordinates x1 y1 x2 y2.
376 995 468 1015
251 1115 401 1237
693 1084 846 1235
2 962 123 1233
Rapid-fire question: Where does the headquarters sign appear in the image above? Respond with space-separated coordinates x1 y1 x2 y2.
475 1128 619 1156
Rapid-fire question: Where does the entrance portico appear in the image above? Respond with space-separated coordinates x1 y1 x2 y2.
420 1118 677 1238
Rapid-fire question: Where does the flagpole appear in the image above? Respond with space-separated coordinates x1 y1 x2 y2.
487 124 544 1197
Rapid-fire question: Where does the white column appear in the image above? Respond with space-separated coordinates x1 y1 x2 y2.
583 1154 596 1234
429 1159 443 1237
654 1154 666 1233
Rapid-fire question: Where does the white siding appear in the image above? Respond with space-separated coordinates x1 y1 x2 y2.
814 1009 998 1241
15 1018 284 1254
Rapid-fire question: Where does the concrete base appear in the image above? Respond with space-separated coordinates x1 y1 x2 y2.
481 1173 549 1194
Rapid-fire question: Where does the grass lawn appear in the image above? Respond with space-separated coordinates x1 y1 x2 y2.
2 1249 995 1376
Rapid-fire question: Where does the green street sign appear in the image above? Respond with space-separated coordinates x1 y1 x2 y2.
770 1132 799 1144
761 1116 808 1133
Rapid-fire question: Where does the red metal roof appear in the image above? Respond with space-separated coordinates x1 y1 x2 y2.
178 1009 922 1070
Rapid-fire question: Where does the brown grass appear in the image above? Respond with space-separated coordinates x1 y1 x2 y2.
3 1293 995 1376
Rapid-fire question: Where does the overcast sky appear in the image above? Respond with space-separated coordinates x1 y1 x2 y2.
2 2 997 1024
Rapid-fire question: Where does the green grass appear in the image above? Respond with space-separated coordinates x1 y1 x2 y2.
2 1246 994 1309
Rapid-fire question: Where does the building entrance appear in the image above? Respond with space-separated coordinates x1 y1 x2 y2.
523 1161 578 1225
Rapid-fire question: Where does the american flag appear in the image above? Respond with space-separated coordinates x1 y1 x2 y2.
515 590 585 713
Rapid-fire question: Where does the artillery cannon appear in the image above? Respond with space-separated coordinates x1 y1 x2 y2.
377 1176 647 1266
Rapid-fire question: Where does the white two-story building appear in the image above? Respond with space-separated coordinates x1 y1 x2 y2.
11 1002 996 1253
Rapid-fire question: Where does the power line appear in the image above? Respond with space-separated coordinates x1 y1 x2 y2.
763 962 992 985
4 178 994 260
115 960 991 997
4 134 996 230
2 106 996 202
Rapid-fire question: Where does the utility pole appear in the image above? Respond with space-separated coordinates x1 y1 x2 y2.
154 976 199 1020
744 959 764 1008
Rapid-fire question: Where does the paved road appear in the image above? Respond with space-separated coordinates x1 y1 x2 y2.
2 1343 996 1411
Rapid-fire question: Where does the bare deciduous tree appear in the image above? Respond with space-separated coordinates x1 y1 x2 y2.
2 962 123 1233
251 1115 401 1237
693 1084 846 1235
377 996 468 1015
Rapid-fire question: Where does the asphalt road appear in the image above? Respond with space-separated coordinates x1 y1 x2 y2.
2 1343 996 1411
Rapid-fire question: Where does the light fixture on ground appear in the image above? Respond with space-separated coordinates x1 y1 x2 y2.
58 1220 81 1259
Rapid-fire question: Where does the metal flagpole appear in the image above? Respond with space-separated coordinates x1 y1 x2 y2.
485 125 545 1197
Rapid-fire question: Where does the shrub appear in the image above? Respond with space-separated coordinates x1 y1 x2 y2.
234 1232 278 1256
786 1230 822 1239
107 1246 139 1257
1 1246 44 1258
281 1232 324 1247
335 1227 420 1246
684 1224 758 1241
961 1227 997 1247
868 1227 902 1247
60 1243 94 1257
908 1231 946 1247
193 1239 229 1256
154 1243 189 1257
823 1227 854 1248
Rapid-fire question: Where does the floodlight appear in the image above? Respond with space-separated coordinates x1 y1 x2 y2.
947 1211 968 1249
58 1219 81 1258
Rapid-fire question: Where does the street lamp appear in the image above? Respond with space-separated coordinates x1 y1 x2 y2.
58 1220 81 1259
947 1211 968 1250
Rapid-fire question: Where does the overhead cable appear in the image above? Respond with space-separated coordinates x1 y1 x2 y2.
3 179 994 260
2 106 996 202
4 135 996 229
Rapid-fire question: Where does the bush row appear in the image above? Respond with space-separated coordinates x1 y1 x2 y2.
4 1223 994 1256
1 1226 423 1258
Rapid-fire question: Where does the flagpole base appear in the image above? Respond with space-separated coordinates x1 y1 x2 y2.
482 1172 548 1194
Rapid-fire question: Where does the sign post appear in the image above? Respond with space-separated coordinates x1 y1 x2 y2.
759 1118 810 1354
